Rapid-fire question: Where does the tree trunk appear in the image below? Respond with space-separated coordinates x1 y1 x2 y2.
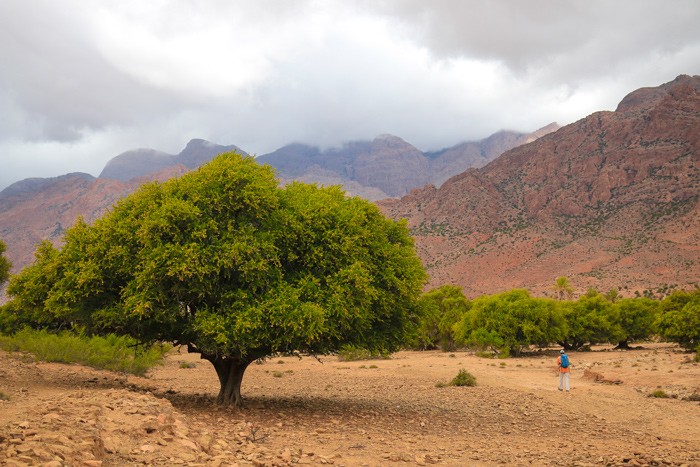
614 340 630 350
203 354 252 408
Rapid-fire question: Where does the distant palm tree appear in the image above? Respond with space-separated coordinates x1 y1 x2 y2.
604 288 620 303
552 276 574 300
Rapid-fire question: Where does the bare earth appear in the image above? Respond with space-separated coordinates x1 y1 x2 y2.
1 343 699 466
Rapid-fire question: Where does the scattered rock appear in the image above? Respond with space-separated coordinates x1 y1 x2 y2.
583 369 623 385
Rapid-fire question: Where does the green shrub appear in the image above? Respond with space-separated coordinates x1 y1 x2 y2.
179 361 197 369
0 328 170 376
648 389 669 398
337 345 390 362
449 369 477 387
0 391 9 401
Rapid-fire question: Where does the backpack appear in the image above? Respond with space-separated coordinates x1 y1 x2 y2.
560 354 570 368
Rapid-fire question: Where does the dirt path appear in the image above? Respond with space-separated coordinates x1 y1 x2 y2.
1 344 699 466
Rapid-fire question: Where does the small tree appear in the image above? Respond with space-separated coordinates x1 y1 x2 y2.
7 153 427 407
0 240 11 287
454 290 566 356
412 285 470 351
558 294 615 350
656 290 700 353
612 298 659 348
0 240 16 334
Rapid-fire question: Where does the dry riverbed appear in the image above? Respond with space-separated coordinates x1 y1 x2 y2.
1 343 699 466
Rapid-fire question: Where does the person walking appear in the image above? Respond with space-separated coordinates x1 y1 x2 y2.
558 349 571 392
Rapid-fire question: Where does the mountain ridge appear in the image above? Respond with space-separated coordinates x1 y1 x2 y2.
259 125 559 199
378 74 700 297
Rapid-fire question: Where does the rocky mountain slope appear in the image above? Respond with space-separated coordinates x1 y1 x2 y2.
379 74 700 297
258 124 559 200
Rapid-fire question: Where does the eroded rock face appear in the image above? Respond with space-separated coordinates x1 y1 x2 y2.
379 75 700 297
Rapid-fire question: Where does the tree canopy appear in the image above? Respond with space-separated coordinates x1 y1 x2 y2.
412 285 470 351
7 152 427 407
453 289 566 357
656 289 700 352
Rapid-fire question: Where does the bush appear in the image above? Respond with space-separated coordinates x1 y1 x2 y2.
0 328 170 376
648 389 669 398
449 369 477 387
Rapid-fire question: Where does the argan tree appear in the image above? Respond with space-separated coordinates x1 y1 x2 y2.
558 294 615 350
7 152 427 407
656 289 700 354
454 289 566 357
412 285 470 351
0 240 11 286
611 297 659 349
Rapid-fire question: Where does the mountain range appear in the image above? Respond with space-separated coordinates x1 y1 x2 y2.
1 75 698 300
257 124 558 200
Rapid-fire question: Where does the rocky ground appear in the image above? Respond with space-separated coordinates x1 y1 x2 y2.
1 343 699 466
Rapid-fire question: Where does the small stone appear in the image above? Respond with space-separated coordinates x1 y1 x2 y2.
179 438 199 450
42 413 60 422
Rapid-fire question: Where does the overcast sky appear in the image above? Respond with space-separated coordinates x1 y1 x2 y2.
1 0 699 191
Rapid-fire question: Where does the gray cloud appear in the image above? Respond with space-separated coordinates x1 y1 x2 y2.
367 0 700 79
1 0 699 191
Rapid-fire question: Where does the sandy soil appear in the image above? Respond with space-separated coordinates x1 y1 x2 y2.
1 343 699 466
